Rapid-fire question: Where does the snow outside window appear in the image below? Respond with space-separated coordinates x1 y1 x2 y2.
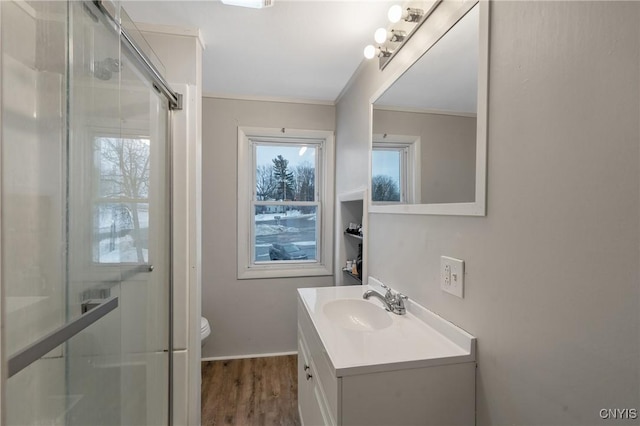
93 136 150 264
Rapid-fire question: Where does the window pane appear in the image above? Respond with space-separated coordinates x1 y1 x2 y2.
94 136 150 264
95 137 150 199
372 149 401 202
255 144 316 201
254 205 317 263
94 202 149 263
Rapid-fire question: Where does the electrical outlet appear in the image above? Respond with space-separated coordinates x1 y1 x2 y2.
441 256 464 298
443 264 451 287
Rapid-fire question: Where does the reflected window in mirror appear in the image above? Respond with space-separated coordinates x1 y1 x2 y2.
371 135 420 204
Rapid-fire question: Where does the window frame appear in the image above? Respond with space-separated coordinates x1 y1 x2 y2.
371 134 421 204
237 127 334 280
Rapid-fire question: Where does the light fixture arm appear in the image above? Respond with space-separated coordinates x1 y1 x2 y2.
404 7 424 23
389 29 406 43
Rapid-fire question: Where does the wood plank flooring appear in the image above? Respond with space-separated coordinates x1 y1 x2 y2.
201 355 301 426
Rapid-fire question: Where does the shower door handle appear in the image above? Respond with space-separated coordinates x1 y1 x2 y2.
7 296 119 378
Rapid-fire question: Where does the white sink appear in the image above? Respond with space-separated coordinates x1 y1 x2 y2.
322 299 392 332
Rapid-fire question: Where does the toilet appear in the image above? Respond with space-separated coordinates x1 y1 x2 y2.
200 317 211 346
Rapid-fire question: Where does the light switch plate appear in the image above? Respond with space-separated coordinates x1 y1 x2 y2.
441 256 464 298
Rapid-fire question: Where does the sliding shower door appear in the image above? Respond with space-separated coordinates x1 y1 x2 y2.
2 1 70 423
2 1 172 424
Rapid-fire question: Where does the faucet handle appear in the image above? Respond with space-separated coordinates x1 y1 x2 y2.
395 293 408 314
379 283 394 299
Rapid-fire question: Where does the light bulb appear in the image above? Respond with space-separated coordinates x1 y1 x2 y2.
374 27 387 44
363 45 376 59
388 5 402 23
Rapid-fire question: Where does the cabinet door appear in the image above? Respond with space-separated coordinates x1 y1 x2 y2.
298 333 325 426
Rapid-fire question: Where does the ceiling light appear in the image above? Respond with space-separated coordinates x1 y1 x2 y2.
364 45 376 59
374 28 388 44
388 5 402 23
220 0 273 9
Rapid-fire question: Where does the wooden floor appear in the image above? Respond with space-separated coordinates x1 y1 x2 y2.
201 355 301 426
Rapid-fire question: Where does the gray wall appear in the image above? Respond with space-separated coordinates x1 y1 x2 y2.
373 109 476 203
337 1 639 424
201 97 335 358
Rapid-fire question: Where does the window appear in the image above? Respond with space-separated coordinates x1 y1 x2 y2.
371 135 420 204
238 127 334 279
93 135 150 264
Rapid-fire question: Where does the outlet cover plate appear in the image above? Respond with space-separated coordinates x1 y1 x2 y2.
441 256 464 298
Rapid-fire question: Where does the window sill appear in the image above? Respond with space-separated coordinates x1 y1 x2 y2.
237 264 333 280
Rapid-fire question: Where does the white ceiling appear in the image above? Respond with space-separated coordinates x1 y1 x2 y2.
122 0 397 103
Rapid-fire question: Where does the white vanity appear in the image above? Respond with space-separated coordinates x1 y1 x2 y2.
297 281 476 426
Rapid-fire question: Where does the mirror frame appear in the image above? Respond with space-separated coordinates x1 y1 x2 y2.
368 0 489 216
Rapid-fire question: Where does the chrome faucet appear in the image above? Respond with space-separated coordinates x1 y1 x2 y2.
363 283 408 315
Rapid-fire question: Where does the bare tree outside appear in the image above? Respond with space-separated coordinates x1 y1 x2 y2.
293 161 315 202
372 174 401 202
96 137 150 263
256 164 277 201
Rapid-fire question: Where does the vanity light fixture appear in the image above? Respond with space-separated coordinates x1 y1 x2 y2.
374 28 388 44
401 7 424 22
387 5 424 23
220 0 273 8
378 47 393 58
387 4 403 23
389 29 407 43
364 45 393 60
364 44 376 59
363 1 442 69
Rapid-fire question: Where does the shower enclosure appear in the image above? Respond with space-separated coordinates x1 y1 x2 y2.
1 1 180 424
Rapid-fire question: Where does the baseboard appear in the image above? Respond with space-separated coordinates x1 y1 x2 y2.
201 350 297 362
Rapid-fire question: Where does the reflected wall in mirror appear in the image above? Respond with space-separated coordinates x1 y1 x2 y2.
370 1 488 216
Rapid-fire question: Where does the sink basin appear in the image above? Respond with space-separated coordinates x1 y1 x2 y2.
322 299 393 332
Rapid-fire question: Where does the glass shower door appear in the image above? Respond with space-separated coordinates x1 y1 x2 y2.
2 1 172 424
2 1 71 423
65 1 172 424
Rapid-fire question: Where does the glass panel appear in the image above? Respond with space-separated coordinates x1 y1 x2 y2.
64 1 125 424
120 6 166 76
93 202 149 263
255 144 316 201
2 0 170 424
254 204 318 262
7 311 122 426
1 1 69 424
93 135 151 264
95 136 150 198
67 1 170 422
372 149 402 202
112 40 170 426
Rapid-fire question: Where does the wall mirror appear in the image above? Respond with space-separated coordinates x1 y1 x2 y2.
369 1 488 216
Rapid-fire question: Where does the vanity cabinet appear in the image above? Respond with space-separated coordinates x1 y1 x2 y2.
298 300 339 425
297 296 475 426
